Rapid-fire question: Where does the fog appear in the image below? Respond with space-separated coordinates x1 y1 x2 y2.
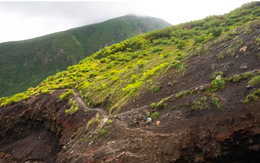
0 0 250 43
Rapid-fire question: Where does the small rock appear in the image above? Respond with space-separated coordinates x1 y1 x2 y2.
103 117 108 123
167 92 171 95
216 75 222 80
156 121 160 126
246 85 251 89
117 152 125 158
177 117 181 120
240 63 248 69
168 82 172 86
146 117 152 124
112 141 115 144
198 86 204 91
239 46 247 52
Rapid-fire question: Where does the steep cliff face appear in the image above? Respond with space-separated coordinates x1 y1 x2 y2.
0 90 101 162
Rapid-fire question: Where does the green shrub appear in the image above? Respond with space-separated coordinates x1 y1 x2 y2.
233 75 241 82
210 72 224 80
256 37 260 46
252 8 260 16
242 72 253 79
151 112 159 119
100 58 106 63
208 79 225 92
177 40 186 50
106 119 113 125
249 76 260 86
99 129 107 136
59 89 73 101
212 94 221 109
244 89 260 104
89 72 99 78
176 53 185 60
41 89 49 94
149 85 161 93
163 53 170 58
172 61 182 69
194 36 205 45
152 47 163 53
211 27 223 37
65 100 79 115
211 64 215 71
192 96 208 110
151 103 157 109
122 81 143 96
87 113 101 130
137 60 145 68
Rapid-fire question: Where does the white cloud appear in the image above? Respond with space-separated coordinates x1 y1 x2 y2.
0 0 250 43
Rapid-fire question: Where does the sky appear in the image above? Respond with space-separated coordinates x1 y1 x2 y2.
0 0 250 43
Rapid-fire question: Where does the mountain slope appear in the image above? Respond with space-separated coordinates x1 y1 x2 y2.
0 15 171 97
1 2 260 163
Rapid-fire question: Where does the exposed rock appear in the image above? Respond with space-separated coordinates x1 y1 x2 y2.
239 46 247 52
146 117 152 124
216 75 222 80
241 63 248 69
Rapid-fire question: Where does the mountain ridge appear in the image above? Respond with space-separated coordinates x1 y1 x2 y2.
0 14 171 97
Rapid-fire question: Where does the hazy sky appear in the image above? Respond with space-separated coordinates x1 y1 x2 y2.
0 0 250 43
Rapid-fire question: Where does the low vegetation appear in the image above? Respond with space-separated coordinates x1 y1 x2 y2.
59 89 73 101
65 99 79 115
151 112 159 119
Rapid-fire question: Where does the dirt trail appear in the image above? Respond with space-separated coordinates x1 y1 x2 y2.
73 91 108 117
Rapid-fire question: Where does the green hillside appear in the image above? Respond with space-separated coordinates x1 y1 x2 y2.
0 15 171 97
1 2 260 111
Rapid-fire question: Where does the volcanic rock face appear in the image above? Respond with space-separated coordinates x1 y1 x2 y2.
0 90 99 162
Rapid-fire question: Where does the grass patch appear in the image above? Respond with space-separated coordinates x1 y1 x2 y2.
59 89 73 101
65 99 79 115
151 112 159 119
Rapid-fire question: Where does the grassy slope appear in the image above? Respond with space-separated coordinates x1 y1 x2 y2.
1 2 260 113
0 15 171 97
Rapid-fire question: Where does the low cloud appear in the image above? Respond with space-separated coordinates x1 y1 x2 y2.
0 0 250 43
